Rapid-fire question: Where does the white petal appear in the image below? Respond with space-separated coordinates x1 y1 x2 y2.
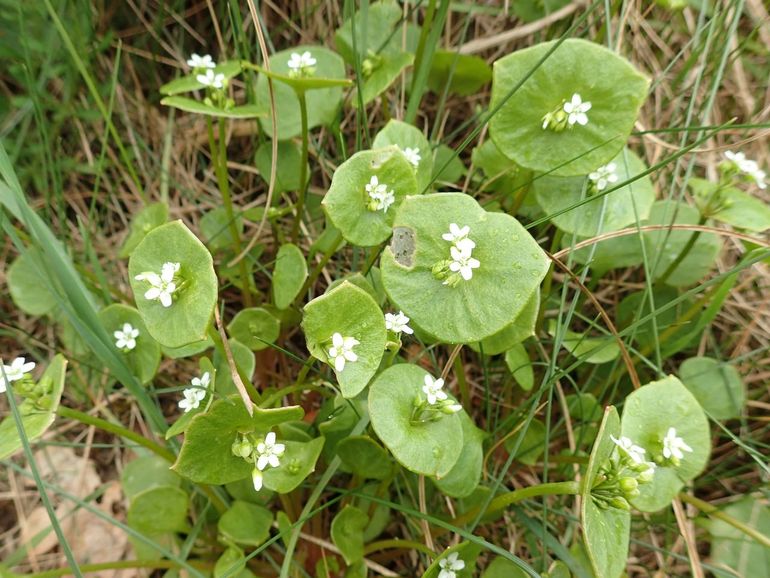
145 287 161 300
334 356 346 372
265 432 276 445
257 455 270 471
252 469 263 491
160 292 173 307
344 351 358 362
268 454 281 468
332 333 344 348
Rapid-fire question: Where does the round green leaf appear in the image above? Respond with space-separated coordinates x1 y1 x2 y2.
128 221 218 348
504 418 547 466
337 435 394 480
322 147 418 247
255 46 346 139
227 308 280 352
620 376 711 512
255 141 308 195
7 248 58 316
302 281 387 398
98 304 160 385
334 1 408 64
481 557 530 578
122 455 181 500
262 437 325 494
368 364 463 477
689 178 770 233
432 144 466 184
428 51 492 97
214 340 255 397
533 149 655 236
127 485 189 534
708 497 770 578
200 207 243 252
566 228 645 271
504 343 534 391
166 357 216 439
433 411 484 498
469 292 539 355
380 193 549 343
490 39 649 176
218 501 273 547
119 202 169 258
679 357 745 420
580 406 630 578
372 120 434 193
273 243 308 310
160 61 243 96
330 505 369 565
355 51 413 106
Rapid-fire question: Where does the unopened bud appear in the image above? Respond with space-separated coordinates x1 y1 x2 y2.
619 477 638 494
232 438 253 459
609 496 631 511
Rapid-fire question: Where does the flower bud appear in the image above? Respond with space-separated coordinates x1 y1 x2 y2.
251 468 263 492
638 465 655 484
232 438 253 459
440 403 463 415
609 496 631 511
619 477 638 494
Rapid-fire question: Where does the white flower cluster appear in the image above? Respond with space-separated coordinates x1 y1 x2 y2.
327 332 360 372
401 146 421 168
588 162 619 192
441 223 480 283
0 356 35 394
187 53 226 89
384 311 413 335
725 150 767 189
287 51 317 78
135 262 180 308
233 431 286 492
438 552 465 578
178 372 211 413
610 435 656 478
662 427 693 462
187 53 216 69
365 176 395 213
114 323 139 351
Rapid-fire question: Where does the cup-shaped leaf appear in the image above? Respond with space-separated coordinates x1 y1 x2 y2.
302 281 387 398
433 411 484 498
679 356 745 420
98 304 161 385
690 178 770 233
165 357 216 439
708 497 770 577
580 406 630 578
200 207 244 252
119 202 169 258
160 61 243 96
160 96 265 119
128 221 218 348
0 354 67 460
122 454 181 500
172 396 304 485
273 243 308 309
337 435 394 480
469 292 538 355
262 437 324 493
354 51 414 107
380 193 549 343
533 149 655 236
372 120 434 193
127 485 189 534
330 505 369 565
334 1 416 64
322 147 418 247
255 46 346 139
218 501 273 547
428 51 492 97
490 39 649 176
620 376 711 512
7 248 59 316
213 340 255 397
255 141 308 194
227 308 280 352
368 364 463 477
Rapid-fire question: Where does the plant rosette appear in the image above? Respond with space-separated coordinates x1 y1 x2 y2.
380 193 549 344
490 38 649 176
322 147 419 247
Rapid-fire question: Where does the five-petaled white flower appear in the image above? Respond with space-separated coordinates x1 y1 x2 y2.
563 93 591 126
448 244 480 282
0 357 36 394
588 162 619 191
365 175 396 213
725 150 767 189
135 262 180 308
402 146 421 167
438 552 465 578
114 323 139 351
178 372 210 413
422 374 448 405
196 69 226 89
385 311 413 335
187 53 216 69
610 435 646 465
662 427 693 461
327 333 360 372
255 431 286 471
287 51 317 76
441 223 475 252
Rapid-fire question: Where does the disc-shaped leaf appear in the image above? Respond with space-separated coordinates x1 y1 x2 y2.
708 497 770 578
620 376 711 512
262 437 325 494
160 61 243 96
566 228 645 271
337 435 394 480
534 149 655 236
368 364 463 477
679 357 745 420
334 1 405 64
330 506 369 565
7 248 58 316
549 323 620 365
255 46 346 140
172 396 303 485
355 52 413 107
255 141 308 195
690 178 770 233
166 357 216 439
481 557 530 578
380 193 549 343
127 485 189 534
490 39 649 176
218 501 273 547
433 411 484 498
161 97 265 119
322 147 418 247
213 340 255 397
272 243 308 309
428 51 492 97
119 202 169 258
580 406 630 578
372 120 434 193
98 304 160 385
469 292 538 355
302 282 387 398
200 207 243 252
227 308 280 352
0 355 67 460
128 221 218 348
122 454 181 500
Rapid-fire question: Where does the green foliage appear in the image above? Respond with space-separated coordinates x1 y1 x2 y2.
160 97 264 119
331 506 369 564
7 247 58 316
119 202 169 258
428 51 492 96
372 120 434 192
127 485 189 534
337 435 394 480
255 141 308 195
160 61 243 96
227 307 281 351
707 497 770 577
433 411 484 498
679 356 745 420
98 304 160 385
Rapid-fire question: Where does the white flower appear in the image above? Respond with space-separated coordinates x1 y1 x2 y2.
563 93 591 126
402 146 421 167
196 69 226 89
385 311 413 335
639 461 657 483
114 323 140 351
0 357 36 394
422 374 448 405
178 387 206 413
186 53 216 69
134 262 180 308
438 552 465 578
588 162 619 191
365 175 395 213
255 431 286 471
725 150 767 189
662 427 693 461
327 333 360 372
448 244 480 282
191 371 211 389
287 51 317 74
252 468 263 492
610 435 646 464
441 223 475 250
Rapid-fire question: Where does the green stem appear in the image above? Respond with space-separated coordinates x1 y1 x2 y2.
292 90 310 243
655 215 707 286
208 118 253 307
679 492 770 549
363 539 435 557
453 354 470 408
27 559 210 578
